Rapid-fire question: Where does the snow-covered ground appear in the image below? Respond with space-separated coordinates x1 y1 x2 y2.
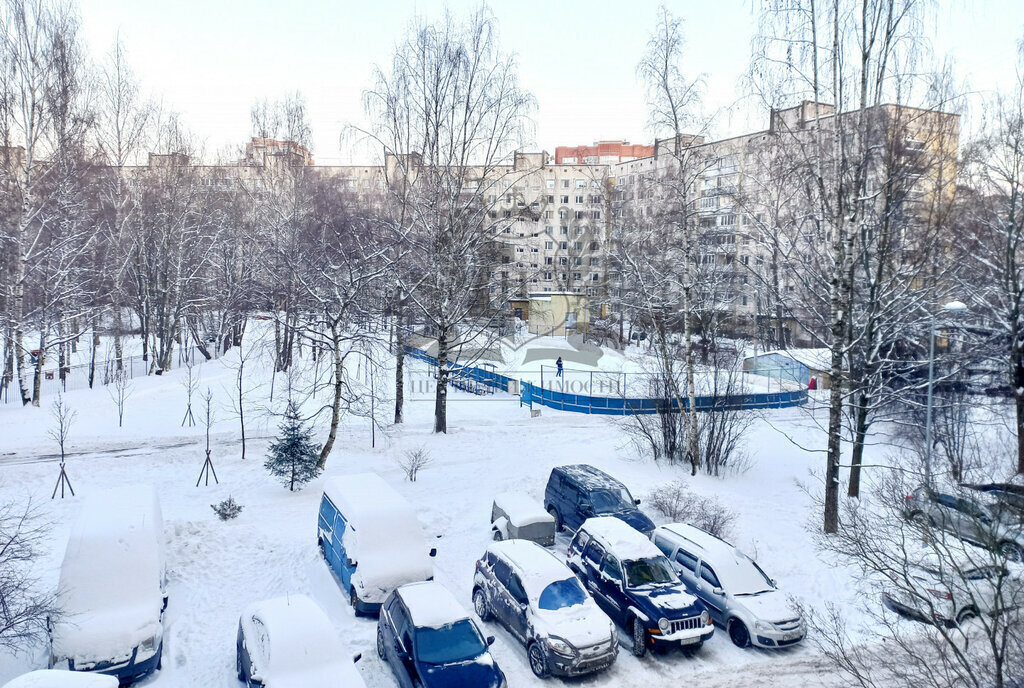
0 332 862 687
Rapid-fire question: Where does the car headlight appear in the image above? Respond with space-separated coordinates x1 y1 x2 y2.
701 610 710 625
546 636 574 657
754 620 772 632
139 635 159 654
658 617 670 632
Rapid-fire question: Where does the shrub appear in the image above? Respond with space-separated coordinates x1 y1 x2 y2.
647 480 737 540
398 447 432 482
211 497 243 521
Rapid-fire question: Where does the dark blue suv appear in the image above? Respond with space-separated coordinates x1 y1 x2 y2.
376 582 506 688
568 517 715 657
545 464 655 536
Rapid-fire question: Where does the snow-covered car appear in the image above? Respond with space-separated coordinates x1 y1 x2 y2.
567 517 714 657
545 464 655 536
905 486 1024 561
652 523 805 648
1 670 118 688
473 539 617 678
490 492 556 546
376 581 506 688
235 594 367 688
49 486 167 684
881 545 1024 627
318 474 436 615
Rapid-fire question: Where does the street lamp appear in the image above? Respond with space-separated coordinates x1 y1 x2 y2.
923 300 968 489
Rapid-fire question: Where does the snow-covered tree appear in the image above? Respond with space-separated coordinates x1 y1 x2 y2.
264 401 321 491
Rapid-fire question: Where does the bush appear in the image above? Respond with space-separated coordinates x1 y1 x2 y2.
398 447 432 482
647 480 736 540
211 497 243 521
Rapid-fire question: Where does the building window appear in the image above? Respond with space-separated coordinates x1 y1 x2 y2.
590 273 600 281
575 195 584 204
559 257 568 265
574 257 582 265
575 179 586 188
560 241 568 249
561 226 568 235
562 179 570 189
546 179 555 189
573 272 582 280
589 257 601 266
544 271 553 280
545 241 553 249
545 257 553 265
561 195 569 204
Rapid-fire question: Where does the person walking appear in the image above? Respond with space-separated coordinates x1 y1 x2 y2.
556 357 564 378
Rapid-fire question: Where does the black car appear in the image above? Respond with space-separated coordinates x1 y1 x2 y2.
567 517 714 657
376 582 506 688
544 464 655 536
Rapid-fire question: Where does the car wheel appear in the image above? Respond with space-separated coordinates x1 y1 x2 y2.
318 538 326 558
528 641 550 678
156 642 163 670
631 617 647 657
956 606 978 625
473 588 492 621
999 542 1023 562
350 588 360 614
236 653 245 681
548 507 562 532
376 627 386 660
728 618 751 648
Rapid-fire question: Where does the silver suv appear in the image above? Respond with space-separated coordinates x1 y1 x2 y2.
905 486 1024 561
651 523 805 648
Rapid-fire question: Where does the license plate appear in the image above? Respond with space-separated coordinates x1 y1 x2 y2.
781 631 800 641
677 635 701 645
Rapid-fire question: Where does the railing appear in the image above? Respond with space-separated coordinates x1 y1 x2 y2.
403 346 807 415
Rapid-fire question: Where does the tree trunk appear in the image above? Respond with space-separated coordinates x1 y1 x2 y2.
1016 345 1024 474
31 331 45 407
395 301 405 424
848 394 870 497
319 322 343 468
434 326 449 433
88 315 99 388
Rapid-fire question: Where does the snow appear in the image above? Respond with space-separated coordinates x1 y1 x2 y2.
488 540 573 600
491 492 551 527
656 523 774 595
396 582 471 628
581 516 664 561
239 595 366 687
323 474 434 598
1 671 118 688
50 486 165 665
0 327 898 687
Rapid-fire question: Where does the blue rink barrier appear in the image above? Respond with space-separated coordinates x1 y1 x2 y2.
403 346 807 415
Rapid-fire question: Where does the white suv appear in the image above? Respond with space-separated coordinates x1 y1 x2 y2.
651 523 805 648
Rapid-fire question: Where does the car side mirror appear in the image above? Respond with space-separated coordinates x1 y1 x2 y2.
352 652 362 664
394 641 409 660
486 635 496 646
713 586 725 596
346 558 357 568
634 498 642 506
429 548 437 558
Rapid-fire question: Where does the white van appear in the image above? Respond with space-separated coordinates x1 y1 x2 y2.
318 473 435 615
2 670 118 688
49 486 167 683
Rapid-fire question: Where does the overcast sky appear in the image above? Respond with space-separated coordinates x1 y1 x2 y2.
77 0 1024 164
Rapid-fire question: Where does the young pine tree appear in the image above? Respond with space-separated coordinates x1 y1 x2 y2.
265 402 322 491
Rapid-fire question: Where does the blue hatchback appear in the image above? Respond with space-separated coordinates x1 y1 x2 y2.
376 582 506 688
544 464 656 536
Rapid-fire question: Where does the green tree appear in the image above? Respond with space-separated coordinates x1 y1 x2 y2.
264 402 321 491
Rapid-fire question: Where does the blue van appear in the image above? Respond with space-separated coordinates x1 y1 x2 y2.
318 473 435 616
544 464 655 536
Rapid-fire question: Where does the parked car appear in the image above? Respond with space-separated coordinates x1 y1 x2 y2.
964 483 1024 520
567 517 714 657
236 594 367 687
652 523 805 648
544 464 655 536
472 540 617 678
49 486 167 684
2 671 118 688
491 492 556 546
376 581 506 688
318 473 436 615
905 486 1024 561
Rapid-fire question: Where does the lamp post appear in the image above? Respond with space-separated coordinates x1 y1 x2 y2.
923 300 968 489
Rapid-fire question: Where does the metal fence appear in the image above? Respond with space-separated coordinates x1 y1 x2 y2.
1 344 219 405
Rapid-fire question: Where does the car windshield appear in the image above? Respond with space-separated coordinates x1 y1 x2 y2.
414 620 487 665
724 557 775 596
538 577 588 611
624 556 678 587
590 488 633 514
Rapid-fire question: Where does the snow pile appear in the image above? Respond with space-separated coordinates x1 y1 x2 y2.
239 594 365 687
50 486 165 665
581 516 662 560
1 671 118 688
324 474 433 596
397 582 470 628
